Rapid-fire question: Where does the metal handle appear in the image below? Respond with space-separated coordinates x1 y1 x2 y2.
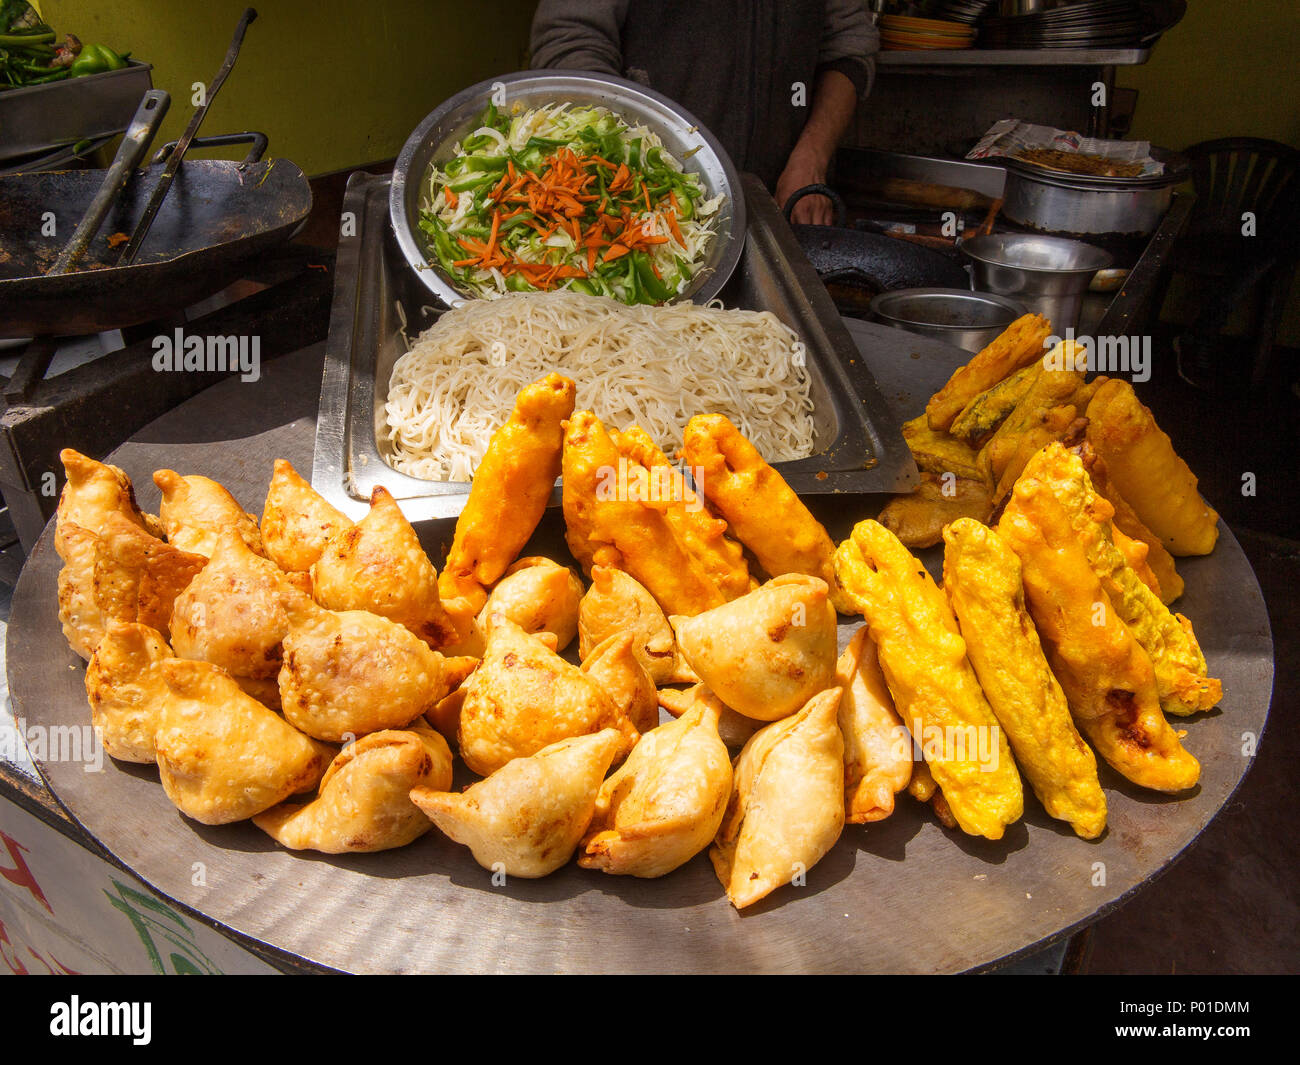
782 183 848 228
151 131 269 169
48 89 171 275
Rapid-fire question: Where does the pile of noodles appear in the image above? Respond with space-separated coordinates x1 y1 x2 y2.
383 291 816 481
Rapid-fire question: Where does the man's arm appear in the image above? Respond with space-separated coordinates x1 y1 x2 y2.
530 0 628 74
775 67 859 226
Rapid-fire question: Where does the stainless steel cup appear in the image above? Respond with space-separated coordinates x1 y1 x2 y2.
961 233 1112 335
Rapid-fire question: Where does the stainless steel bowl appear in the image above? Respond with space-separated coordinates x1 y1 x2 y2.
961 233 1112 334
389 70 745 309
869 287 1028 352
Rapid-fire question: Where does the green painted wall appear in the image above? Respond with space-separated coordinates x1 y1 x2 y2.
1118 0 1300 149
41 0 540 175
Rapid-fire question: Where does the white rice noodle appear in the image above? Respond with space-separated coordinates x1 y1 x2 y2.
383 291 816 482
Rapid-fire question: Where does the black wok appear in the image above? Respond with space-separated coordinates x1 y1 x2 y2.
783 183 970 293
0 134 312 338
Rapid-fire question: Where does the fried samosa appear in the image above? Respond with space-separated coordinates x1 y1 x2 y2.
834 520 1023 839
411 728 623 878
169 526 302 681
578 565 682 684
710 688 845 909
477 556 583 651
55 449 154 559
834 626 912 824
154 659 333 824
93 512 207 639
581 632 659 735
580 691 732 877
311 485 458 648
153 469 265 558
260 458 354 572
942 517 1107 839
279 597 451 742
670 574 838 723
84 621 174 763
457 614 639 776
658 684 763 749
57 521 109 660
253 726 453 853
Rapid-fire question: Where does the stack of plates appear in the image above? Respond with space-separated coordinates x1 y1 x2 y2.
920 0 997 26
979 0 1149 49
880 14 977 50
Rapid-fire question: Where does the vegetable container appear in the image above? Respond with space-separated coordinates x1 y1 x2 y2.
388 70 745 308
0 60 153 163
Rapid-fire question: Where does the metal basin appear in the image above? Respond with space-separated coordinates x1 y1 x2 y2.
870 287 1027 351
961 233 1112 334
389 70 745 309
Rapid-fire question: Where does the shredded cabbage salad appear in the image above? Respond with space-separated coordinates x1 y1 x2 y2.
417 102 724 305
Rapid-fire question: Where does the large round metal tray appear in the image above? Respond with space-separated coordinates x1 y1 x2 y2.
5 348 1275 974
389 70 745 309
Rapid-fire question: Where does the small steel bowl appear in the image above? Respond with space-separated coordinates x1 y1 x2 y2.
869 287 1028 352
389 70 745 309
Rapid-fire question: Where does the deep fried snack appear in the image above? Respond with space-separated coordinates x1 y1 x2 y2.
614 425 751 601
948 361 1041 445
279 597 451 742
902 414 987 483
564 410 724 616
1085 379 1219 556
311 485 458 648
876 472 993 549
710 688 845 910
253 726 453 853
658 684 763 749
670 574 838 722
578 565 680 684
942 517 1107 839
834 520 1022 839
57 522 109 660
580 691 732 877
411 729 623 878
682 413 852 611
457 614 639 776
84 621 173 763
169 526 302 681
1073 441 1182 602
260 458 354 572
153 469 264 558
477 556 583 651
925 313 1052 431
997 460 1200 791
580 632 659 735
93 513 207 638
1023 443 1220 716
438 372 576 604
154 659 333 824
976 350 1085 490
56 449 154 559
1112 526 1162 601
834 626 912 824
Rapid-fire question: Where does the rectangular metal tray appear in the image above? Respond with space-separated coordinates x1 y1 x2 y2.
0 61 154 162
313 171 917 521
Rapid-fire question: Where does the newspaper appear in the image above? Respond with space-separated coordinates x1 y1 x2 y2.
966 120 1162 177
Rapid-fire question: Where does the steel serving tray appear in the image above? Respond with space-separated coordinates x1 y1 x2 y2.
0 60 154 163
313 171 917 521
4 339 1275 974
389 70 744 309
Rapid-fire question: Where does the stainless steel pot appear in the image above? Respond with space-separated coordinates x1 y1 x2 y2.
1000 147 1189 238
870 288 1028 352
962 233 1111 334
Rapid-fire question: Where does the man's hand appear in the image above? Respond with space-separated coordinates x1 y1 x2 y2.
775 68 858 227
776 146 834 226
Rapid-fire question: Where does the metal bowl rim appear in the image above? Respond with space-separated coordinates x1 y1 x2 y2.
389 70 746 308
960 233 1113 274
869 287 1029 329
